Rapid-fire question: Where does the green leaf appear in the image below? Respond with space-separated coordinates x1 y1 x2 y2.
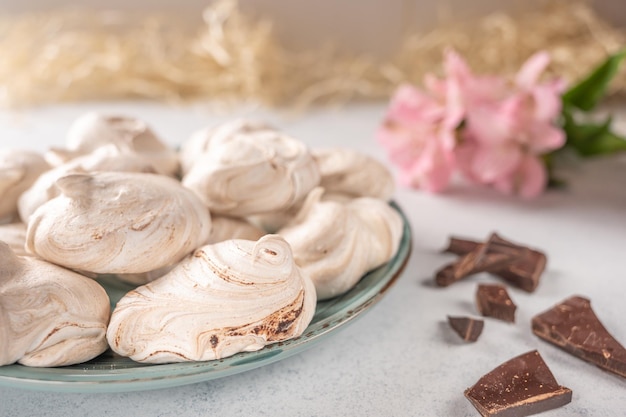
575 129 626 156
562 49 626 111
562 111 626 156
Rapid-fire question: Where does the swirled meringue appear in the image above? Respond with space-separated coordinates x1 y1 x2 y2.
0 242 110 367
279 188 402 300
207 215 266 244
46 112 179 176
18 145 156 222
180 119 272 174
312 148 395 201
181 123 320 217
117 215 266 286
0 150 50 223
248 189 354 233
26 171 212 274
0 222 28 256
107 235 316 363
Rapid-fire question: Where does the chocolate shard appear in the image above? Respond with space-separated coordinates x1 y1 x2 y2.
476 284 516 323
532 295 626 378
465 350 572 417
443 236 479 256
448 316 484 342
436 234 521 287
442 233 546 292
488 234 546 293
436 243 487 286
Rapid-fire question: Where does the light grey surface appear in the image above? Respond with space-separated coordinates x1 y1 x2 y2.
1 103 626 416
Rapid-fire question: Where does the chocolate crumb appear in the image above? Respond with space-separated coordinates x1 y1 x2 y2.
210 335 219 348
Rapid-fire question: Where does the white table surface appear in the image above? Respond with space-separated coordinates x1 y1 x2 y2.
1 102 625 417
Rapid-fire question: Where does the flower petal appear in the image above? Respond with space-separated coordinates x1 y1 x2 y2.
377 126 424 169
424 74 446 97
492 175 515 196
527 123 566 154
470 144 522 183
493 154 547 198
444 49 472 83
516 155 548 199
515 51 550 89
465 102 515 146
454 139 480 183
443 77 465 130
530 84 564 122
388 84 444 125
400 139 455 192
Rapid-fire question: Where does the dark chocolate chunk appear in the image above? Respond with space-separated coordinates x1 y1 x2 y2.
442 233 546 292
443 236 479 256
465 350 572 417
436 243 488 286
436 234 522 287
476 284 516 323
448 316 484 342
485 234 545 292
532 295 626 378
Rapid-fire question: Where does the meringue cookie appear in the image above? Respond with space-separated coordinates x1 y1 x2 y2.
26 171 212 274
312 148 394 201
46 112 179 176
207 215 266 244
0 222 28 256
0 150 50 223
347 197 403 267
248 189 354 233
0 242 110 367
279 188 402 300
182 124 320 216
107 235 316 363
180 119 272 174
18 145 156 222
115 214 266 287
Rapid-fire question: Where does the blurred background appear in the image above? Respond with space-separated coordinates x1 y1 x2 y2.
2 0 625 58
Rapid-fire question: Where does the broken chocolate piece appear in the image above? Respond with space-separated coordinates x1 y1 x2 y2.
443 236 478 256
465 350 572 417
442 233 546 292
476 284 516 323
436 234 522 287
448 316 484 342
532 295 626 378
436 243 488 286
486 234 546 293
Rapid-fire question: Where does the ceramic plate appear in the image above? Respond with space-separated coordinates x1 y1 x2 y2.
0 202 411 393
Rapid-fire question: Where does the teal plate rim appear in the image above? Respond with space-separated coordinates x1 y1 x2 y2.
0 202 412 393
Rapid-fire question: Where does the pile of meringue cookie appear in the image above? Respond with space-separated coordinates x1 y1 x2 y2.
0 113 402 367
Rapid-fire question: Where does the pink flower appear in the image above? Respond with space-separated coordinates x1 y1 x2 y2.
377 80 462 192
493 154 547 199
439 50 508 106
457 52 566 198
378 50 566 198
